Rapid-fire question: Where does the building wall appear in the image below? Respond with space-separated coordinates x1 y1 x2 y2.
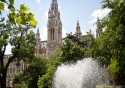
4 54 27 87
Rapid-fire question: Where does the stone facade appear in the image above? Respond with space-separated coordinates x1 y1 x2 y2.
34 0 107 58
4 54 27 87
35 0 62 58
46 0 62 58
35 0 84 58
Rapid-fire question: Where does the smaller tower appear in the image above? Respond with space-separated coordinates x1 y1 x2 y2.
35 28 42 55
75 20 82 38
96 17 102 38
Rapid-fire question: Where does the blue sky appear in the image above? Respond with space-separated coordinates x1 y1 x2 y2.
4 0 111 54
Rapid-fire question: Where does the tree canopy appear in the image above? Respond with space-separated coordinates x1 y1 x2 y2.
0 0 37 88
91 0 125 85
0 0 37 26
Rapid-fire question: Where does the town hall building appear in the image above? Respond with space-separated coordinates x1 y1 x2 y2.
35 0 82 58
35 0 101 58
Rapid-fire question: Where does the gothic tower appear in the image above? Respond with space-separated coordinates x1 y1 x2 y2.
47 0 62 58
75 20 82 38
35 28 42 55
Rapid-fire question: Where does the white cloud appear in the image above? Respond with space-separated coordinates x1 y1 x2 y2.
40 26 47 41
4 5 9 11
35 0 42 10
62 28 67 38
81 30 87 35
87 8 111 38
5 44 12 54
35 0 40 4
89 8 111 24
45 11 48 18
58 5 61 9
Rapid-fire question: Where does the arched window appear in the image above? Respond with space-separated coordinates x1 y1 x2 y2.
51 29 54 41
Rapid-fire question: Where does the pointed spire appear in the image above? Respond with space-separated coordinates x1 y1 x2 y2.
37 26 39 33
52 0 57 2
77 20 79 26
52 0 57 4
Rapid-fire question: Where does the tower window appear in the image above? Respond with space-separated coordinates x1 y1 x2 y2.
51 29 54 41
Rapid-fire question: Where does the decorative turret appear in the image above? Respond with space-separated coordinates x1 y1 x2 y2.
35 27 41 55
75 20 82 38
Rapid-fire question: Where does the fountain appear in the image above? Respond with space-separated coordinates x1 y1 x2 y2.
52 58 109 88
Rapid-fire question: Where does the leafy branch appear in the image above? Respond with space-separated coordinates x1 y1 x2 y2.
0 0 37 27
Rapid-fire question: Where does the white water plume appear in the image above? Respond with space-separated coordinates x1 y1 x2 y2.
52 58 109 88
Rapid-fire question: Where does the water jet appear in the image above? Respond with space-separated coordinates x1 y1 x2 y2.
52 58 109 88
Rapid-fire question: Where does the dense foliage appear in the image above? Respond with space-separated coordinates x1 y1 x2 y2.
12 56 48 88
0 0 37 87
37 49 62 88
59 38 84 63
91 0 125 86
0 0 37 26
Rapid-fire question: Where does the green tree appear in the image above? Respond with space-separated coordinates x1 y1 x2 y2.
107 58 119 80
12 56 48 88
81 30 95 57
12 72 24 85
12 72 28 88
0 0 37 26
60 38 84 63
37 49 62 88
92 0 125 85
0 21 36 88
0 0 37 87
37 66 56 88
66 31 95 58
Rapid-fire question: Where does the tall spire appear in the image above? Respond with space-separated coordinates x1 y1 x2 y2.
37 26 39 32
35 27 41 55
52 0 57 2
77 20 79 26
47 0 62 58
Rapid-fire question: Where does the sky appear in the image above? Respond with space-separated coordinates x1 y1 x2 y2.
3 0 111 54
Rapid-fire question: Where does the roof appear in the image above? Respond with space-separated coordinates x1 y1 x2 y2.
40 37 66 43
